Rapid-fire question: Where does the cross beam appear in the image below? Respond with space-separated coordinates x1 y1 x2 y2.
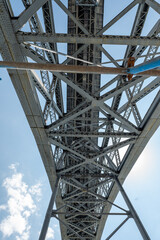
1 61 160 76
16 33 160 46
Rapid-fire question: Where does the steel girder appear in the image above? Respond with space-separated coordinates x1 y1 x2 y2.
16 32 160 46
0 0 160 240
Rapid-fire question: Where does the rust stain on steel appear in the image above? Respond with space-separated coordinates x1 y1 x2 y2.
1 61 160 77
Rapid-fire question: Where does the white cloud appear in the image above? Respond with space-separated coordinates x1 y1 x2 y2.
9 163 19 172
0 164 42 240
29 183 42 202
53 224 58 228
46 227 54 240
0 205 6 211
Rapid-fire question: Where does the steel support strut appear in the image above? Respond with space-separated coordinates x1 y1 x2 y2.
39 177 60 240
1 61 160 77
105 216 130 240
115 177 151 240
128 56 160 75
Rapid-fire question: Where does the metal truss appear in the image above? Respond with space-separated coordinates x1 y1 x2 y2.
39 176 150 240
0 0 160 239
76 0 99 6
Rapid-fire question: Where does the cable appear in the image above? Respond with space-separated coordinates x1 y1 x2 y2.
101 52 160 64
24 42 102 67
24 42 160 67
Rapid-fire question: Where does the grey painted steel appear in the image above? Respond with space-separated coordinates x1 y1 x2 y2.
115 177 151 240
17 32 160 46
49 132 138 138
97 0 140 35
13 0 49 31
118 77 160 113
39 177 60 240
105 217 130 240
146 0 160 14
54 0 89 34
1 0 160 239
30 70 51 101
53 215 86 240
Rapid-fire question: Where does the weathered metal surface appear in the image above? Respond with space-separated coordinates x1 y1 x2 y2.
1 61 160 77
0 0 160 239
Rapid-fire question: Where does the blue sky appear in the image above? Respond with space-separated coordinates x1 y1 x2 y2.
0 65 159 240
0 0 160 239
0 65 61 240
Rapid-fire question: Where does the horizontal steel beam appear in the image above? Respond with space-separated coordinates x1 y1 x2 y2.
64 200 104 203
49 132 138 138
60 173 114 178
52 211 128 216
1 61 160 76
17 32 160 46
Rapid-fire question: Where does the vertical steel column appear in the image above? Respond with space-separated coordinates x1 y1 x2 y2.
39 177 60 240
115 177 151 240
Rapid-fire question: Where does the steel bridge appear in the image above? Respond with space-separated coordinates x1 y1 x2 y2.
0 0 160 239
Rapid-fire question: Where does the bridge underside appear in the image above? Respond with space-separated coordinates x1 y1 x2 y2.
0 0 160 239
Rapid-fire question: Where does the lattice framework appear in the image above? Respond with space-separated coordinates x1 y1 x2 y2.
0 0 160 239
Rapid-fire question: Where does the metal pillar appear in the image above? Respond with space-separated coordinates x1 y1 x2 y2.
39 177 60 240
115 177 151 240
